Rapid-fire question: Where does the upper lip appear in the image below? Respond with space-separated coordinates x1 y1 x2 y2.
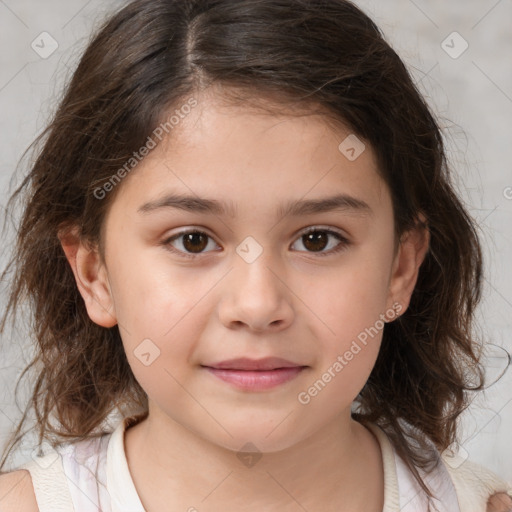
203 357 305 371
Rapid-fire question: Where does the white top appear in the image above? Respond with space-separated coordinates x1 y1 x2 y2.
18 415 512 512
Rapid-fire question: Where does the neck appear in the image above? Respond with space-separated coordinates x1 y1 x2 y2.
124 406 384 512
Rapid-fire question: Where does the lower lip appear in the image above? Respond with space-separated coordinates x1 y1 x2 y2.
203 366 306 391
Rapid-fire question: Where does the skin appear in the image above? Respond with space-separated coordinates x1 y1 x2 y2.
59 87 433 511
487 493 512 512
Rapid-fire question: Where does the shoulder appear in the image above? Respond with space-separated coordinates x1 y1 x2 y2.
441 454 512 511
0 469 39 512
443 453 510 490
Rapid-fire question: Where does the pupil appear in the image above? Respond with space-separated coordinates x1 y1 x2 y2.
304 232 327 251
184 233 207 253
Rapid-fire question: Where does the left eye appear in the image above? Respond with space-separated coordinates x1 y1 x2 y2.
291 228 349 256
162 227 349 258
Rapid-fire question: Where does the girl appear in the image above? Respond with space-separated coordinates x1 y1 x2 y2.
0 0 511 511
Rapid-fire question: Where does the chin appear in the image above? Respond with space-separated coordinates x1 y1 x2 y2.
203 424 304 455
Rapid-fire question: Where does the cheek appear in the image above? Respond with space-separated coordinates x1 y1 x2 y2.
109 250 212 337
313 252 393 336
106 259 211 391
112 267 210 409
297 274 386 414
301 250 393 390
296 339 380 426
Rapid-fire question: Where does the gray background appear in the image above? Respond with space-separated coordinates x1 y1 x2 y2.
1 0 511 480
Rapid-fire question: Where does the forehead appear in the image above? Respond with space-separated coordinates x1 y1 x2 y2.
107 89 390 221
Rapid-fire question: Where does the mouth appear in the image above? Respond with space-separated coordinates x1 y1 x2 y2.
203 356 306 371
201 357 308 391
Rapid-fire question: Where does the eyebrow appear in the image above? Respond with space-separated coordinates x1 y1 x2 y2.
137 192 372 218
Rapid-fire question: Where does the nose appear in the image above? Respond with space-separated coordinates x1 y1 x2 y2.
218 248 295 333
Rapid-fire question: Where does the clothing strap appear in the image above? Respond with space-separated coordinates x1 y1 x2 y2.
364 422 401 511
19 452 75 512
107 415 147 512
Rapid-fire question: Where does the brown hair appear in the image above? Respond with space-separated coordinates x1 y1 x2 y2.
0 0 487 506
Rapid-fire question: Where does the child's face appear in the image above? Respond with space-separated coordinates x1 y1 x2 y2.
65 91 426 452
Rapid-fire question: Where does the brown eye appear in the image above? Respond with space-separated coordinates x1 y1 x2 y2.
162 227 350 259
291 228 349 256
302 231 329 252
163 230 219 258
182 232 209 253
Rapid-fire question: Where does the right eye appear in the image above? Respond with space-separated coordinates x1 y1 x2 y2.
162 229 221 259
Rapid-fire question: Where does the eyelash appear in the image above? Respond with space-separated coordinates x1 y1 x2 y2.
161 227 350 259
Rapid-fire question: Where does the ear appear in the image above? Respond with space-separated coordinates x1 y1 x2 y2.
386 214 430 315
58 225 117 328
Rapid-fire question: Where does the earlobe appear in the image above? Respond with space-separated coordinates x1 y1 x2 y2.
386 214 430 314
58 226 117 328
